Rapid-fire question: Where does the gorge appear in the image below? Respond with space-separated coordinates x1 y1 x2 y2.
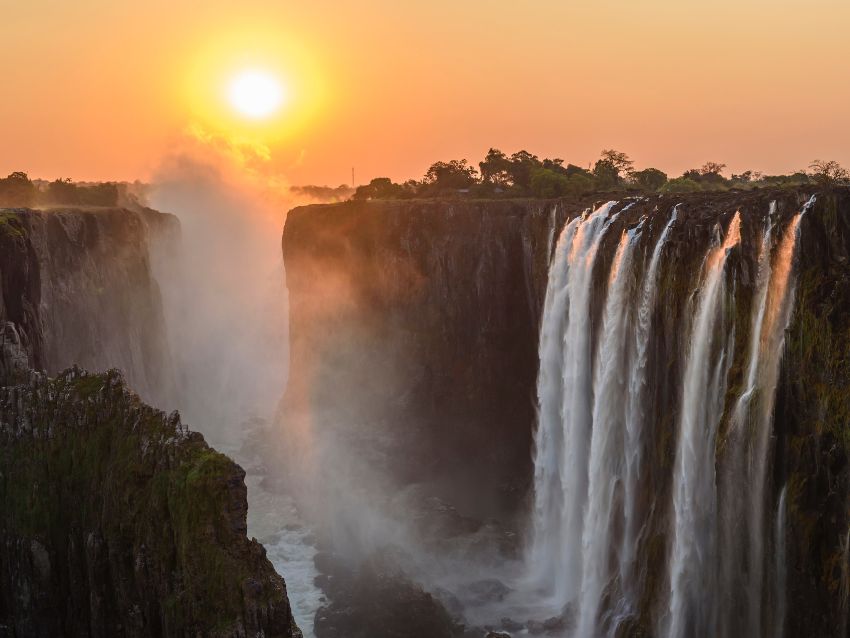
281 189 850 637
2 188 850 637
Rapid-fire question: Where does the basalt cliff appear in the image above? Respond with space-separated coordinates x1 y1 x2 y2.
0 207 300 637
282 189 850 637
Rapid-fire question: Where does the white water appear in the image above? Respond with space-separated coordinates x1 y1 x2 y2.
774 485 787 638
666 212 741 638
743 212 802 638
619 206 678 611
576 225 642 638
528 201 619 610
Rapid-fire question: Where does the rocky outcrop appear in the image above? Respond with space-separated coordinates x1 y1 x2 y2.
0 366 300 637
0 206 301 638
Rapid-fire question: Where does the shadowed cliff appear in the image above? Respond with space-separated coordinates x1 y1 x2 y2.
281 189 850 637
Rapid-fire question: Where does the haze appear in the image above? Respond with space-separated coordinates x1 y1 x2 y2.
3 0 850 184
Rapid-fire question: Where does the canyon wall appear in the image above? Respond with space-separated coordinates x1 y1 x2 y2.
281 189 850 635
0 207 301 637
0 206 176 404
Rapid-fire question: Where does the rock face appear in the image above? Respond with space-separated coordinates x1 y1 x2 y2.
0 207 301 638
0 368 300 638
282 190 850 635
0 207 177 405
282 198 570 517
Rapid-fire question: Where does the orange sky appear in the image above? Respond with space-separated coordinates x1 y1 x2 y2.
3 0 850 185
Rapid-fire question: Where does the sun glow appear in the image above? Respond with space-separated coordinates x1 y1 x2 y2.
228 70 285 119
179 28 327 146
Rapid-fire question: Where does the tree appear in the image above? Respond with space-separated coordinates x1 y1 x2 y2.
593 159 620 190
353 177 408 200
79 182 119 206
682 162 728 188
700 162 727 176
507 150 541 190
600 149 634 176
632 168 668 191
423 159 478 192
46 178 79 204
808 160 849 186
0 172 37 207
479 149 513 186
530 167 569 198
661 177 702 193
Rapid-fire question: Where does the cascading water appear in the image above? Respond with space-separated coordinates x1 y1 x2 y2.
666 212 741 638
774 485 787 638
528 201 620 609
576 223 642 638
525 199 805 638
618 206 678 610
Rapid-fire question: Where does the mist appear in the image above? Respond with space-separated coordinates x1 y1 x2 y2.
147 153 289 448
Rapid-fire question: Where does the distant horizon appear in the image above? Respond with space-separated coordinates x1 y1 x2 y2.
5 1 850 188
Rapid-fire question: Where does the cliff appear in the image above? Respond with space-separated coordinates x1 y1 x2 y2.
282 198 572 517
0 206 176 405
0 207 301 638
281 189 850 636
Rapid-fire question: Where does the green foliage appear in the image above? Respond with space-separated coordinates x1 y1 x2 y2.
344 150 844 200
423 159 478 192
0 369 290 634
0 172 37 207
478 148 513 186
0 212 25 238
632 168 668 191
593 159 620 189
353 177 411 200
660 177 703 193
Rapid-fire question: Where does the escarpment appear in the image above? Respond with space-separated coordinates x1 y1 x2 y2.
0 207 301 638
0 206 177 405
282 189 850 636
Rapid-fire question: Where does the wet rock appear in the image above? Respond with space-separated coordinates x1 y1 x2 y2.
459 578 511 604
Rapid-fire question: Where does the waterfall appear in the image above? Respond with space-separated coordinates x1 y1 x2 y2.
619 206 678 602
576 224 642 638
774 485 787 638
525 199 805 638
528 201 618 610
744 212 802 637
666 212 741 638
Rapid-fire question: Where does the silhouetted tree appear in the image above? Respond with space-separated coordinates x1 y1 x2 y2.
479 148 513 186
632 168 668 191
593 160 620 189
353 177 409 200
0 172 37 207
700 161 727 176
809 160 849 186
600 149 634 175
507 150 540 190
423 160 478 192
46 178 80 204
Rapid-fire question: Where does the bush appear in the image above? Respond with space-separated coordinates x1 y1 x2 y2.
632 168 668 192
0 172 37 207
660 177 702 193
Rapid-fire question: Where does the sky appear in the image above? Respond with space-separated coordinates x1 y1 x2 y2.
3 0 850 186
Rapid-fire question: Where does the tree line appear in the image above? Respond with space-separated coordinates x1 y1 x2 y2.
352 150 849 200
0 172 121 207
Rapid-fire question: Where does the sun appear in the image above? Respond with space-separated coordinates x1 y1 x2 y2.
227 70 286 119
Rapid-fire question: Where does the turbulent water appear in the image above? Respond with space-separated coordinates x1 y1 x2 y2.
526 199 806 638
